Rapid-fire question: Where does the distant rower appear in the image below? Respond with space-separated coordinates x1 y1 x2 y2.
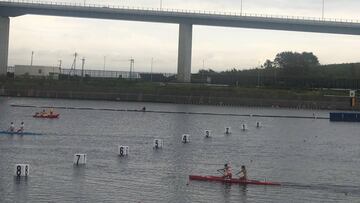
17 122 24 133
8 122 15 132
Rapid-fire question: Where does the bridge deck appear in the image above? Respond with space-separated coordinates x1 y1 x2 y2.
1 0 360 35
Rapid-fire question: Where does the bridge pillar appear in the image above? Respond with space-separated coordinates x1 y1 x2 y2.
0 17 9 76
177 23 192 83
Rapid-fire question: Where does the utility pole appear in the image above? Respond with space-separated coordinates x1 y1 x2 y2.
70 52 78 76
150 57 154 82
257 61 261 87
241 0 243 15
30 51 34 66
81 57 85 78
129 58 135 80
58 59 62 74
322 0 325 19
103 56 106 78
257 68 260 87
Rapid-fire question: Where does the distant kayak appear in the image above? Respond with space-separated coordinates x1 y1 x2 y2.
0 131 42 135
189 175 281 186
33 113 59 118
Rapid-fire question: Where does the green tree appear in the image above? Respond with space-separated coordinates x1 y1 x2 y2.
273 51 319 76
263 59 274 69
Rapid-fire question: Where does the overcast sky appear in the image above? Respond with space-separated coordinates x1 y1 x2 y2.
7 0 360 73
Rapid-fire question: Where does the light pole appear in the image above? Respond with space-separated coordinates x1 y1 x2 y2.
150 57 153 82
30 51 34 66
129 58 134 80
322 0 325 19
240 0 243 15
103 56 106 78
81 57 85 78
257 61 261 87
160 0 162 10
58 59 62 74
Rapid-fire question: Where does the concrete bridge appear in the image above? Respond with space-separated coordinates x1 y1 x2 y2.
1 1 360 82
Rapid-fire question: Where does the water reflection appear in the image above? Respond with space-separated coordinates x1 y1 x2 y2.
1 97 360 202
13 176 29 202
222 183 232 203
239 185 248 203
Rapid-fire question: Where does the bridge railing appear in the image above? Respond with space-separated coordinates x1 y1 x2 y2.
1 0 359 24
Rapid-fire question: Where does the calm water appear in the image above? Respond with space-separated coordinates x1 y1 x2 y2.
0 97 359 202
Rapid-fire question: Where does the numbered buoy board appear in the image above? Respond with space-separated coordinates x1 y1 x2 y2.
225 127 231 134
205 130 211 138
256 122 261 128
182 134 190 143
74 154 87 165
153 139 163 149
118 146 129 156
14 164 30 177
242 124 248 130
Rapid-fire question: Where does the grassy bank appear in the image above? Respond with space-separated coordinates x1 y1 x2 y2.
0 77 356 110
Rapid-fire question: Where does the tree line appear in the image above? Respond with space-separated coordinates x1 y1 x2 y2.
192 51 360 89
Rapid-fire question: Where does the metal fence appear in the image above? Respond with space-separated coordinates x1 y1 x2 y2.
1 0 359 24
60 68 175 79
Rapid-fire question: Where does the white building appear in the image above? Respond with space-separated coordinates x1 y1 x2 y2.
14 65 60 79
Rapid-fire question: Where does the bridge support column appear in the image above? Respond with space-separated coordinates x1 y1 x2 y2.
0 17 9 76
177 23 192 83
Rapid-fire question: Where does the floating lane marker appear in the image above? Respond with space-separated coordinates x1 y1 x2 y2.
74 154 86 165
205 130 211 138
182 134 190 143
118 146 129 157
14 164 30 177
225 127 232 135
153 139 163 149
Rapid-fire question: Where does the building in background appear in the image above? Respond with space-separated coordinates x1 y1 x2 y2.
14 65 60 79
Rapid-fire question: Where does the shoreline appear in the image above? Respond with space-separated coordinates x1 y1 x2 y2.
10 104 330 120
1 78 358 111
1 88 357 111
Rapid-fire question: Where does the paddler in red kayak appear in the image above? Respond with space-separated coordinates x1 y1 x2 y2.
236 165 247 181
218 163 232 179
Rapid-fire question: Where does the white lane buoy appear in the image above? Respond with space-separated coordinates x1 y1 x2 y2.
14 164 30 177
204 130 211 138
256 121 261 128
153 139 163 149
224 127 231 135
182 134 190 143
74 154 87 165
118 146 129 157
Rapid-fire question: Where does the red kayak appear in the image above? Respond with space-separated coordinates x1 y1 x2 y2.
33 114 60 118
189 175 281 186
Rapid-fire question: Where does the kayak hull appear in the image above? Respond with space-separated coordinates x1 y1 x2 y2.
189 175 281 186
0 131 42 135
33 114 59 118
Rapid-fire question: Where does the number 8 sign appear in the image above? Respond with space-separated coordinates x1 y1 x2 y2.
14 164 30 177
